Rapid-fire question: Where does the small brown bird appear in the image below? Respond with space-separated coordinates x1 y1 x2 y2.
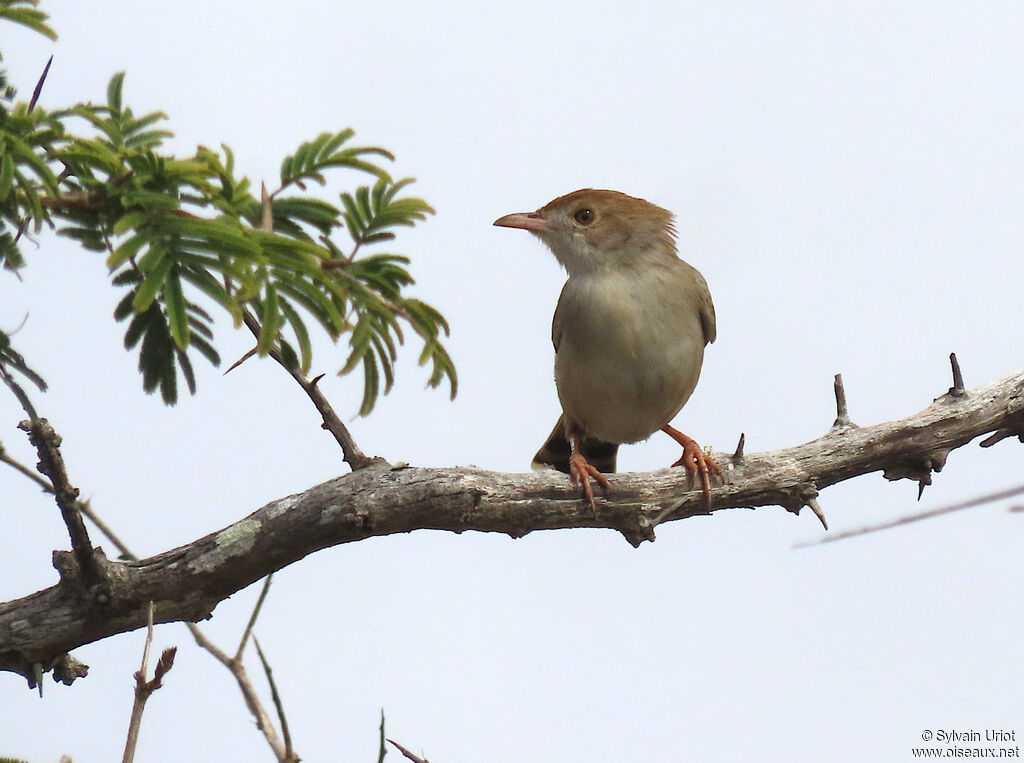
494 189 721 508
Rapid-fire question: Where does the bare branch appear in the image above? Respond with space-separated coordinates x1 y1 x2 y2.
122 603 177 763
3 368 1023 687
17 418 99 582
186 623 291 760
0 439 53 491
253 636 297 762
236 574 273 661
1 364 40 422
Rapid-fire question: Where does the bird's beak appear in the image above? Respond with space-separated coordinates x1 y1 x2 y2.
493 211 548 233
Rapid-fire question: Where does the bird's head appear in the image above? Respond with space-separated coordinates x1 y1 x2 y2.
494 189 677 275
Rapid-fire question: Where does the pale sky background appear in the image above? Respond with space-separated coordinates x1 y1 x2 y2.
2 2 1022 761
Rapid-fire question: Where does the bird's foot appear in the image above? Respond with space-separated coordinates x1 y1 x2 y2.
568 450 610 510
663 425 723 508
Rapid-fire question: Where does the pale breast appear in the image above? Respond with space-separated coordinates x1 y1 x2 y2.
552 259 708 444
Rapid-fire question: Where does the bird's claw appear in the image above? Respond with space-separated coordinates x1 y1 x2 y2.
568 450 610 510
671 438 724 508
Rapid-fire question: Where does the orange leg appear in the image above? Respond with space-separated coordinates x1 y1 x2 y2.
568 432 610 510
661 425 723 507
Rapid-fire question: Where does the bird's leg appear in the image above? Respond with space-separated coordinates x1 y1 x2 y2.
661 424 723 507
567 430 610 510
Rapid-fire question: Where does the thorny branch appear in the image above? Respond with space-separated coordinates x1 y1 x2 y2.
2 360 1023 692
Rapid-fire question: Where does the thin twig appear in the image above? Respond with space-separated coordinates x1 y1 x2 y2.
186 624 290 760
237 308 377 469
77 499 135 561
795 482 1024 548
378 710 387 763
0 364 40 421
253 636 296 762
0 440 52 491
122 603 176 763
235 574 274 661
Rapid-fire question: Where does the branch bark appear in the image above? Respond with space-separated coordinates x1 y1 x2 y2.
2 368 1022 686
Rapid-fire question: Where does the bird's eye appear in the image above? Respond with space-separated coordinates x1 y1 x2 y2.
573 208 595 225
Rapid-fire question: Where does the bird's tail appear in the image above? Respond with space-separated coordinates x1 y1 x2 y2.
531 415 618 475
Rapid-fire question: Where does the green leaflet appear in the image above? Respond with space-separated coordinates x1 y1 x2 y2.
132 245 172 311
164 267 190 349
256 282 280 356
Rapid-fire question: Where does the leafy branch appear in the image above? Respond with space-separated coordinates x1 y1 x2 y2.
1 66 456 411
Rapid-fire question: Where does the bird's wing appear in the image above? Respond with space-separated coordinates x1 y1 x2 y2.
551 282 569 353
694 270 717 345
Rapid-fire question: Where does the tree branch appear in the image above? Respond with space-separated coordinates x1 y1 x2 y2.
0 433 299 758
17 417 100 583
2 368 1022 686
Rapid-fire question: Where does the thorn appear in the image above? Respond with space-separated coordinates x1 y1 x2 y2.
260 182 273 233
28 55 53 113
831 373 856 429
806 497 828 531
310 373 325 387
732 432 745 465
388 738 430 763
917 482 926 501
948 352 966 396
224 346 258 375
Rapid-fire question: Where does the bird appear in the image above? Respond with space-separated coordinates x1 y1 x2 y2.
494 188 721 508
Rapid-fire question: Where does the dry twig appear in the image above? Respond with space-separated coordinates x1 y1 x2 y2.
122 602 176 763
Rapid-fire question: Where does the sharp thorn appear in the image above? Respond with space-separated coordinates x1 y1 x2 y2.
260 182 273 232
732 432 745 464
807 497 829 531
917 481 927 501
948 352 966 397
224 346 258 375
28 55 53 113
832 373 854 428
